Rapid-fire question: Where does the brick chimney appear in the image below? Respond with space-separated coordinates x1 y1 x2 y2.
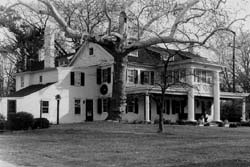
44 22 56 68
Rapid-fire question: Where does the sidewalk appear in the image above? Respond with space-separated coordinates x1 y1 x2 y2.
0 160 17 167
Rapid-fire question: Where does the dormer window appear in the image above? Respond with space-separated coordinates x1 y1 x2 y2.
89 47 94 55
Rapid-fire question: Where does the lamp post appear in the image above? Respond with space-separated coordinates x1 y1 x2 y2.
55 94 61 125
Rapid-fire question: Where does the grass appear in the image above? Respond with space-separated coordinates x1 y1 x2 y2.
1 122 250 167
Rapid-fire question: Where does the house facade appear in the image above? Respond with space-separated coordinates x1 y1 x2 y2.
0 41 248 124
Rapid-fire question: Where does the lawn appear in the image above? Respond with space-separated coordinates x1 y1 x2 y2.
1 122 250 167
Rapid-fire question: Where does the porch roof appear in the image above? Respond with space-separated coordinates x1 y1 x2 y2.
126 86 249 99
7 82 55 97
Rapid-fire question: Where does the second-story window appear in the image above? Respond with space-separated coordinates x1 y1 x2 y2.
194 69 212 84
70 72 85 86
21 76 24 88
96 67 111 84
141 71 154 85
127 69 138 84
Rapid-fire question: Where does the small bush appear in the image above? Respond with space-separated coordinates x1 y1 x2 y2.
32 118 50 129
177 120 198 126
7 112 34 130
239 121 250 127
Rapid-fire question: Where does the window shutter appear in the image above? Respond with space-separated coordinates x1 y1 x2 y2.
140 71 144 84
97 98 102 114
70 72 75 85
107 67 111 83
134 70 138 84
81 72 85 86
97 68 102 85
134 98 138 114
151 71 154 85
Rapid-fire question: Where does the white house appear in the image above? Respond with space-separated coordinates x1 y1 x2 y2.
0 39 249 124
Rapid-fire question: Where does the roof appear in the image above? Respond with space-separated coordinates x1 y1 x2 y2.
8 83 55 97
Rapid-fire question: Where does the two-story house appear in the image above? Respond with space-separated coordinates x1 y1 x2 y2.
0 40 248 124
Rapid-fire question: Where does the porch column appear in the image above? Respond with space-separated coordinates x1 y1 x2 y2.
213 71 220 121
242 98 246 122
187 68 195 121
145 93 150 122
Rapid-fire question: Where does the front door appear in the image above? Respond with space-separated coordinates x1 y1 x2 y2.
86 99 93 121
7 100 16 120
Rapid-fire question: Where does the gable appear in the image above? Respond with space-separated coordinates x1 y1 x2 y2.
69 42 114 67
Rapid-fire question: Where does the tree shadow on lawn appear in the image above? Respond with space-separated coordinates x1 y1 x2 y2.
176 159 250 167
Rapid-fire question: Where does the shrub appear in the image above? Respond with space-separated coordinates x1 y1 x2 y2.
239 121 250 127
7 112 34 130
229 123 238 128
177 120 198 126
32 118 50 129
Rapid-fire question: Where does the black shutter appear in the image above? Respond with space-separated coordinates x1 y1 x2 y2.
70 72 75 85
97 68 102 85
141 71 144 84
151 71 154 85
107 67 111 83
81 72 85 86
134 70 138 84
97 98 102 114
134 98 138 114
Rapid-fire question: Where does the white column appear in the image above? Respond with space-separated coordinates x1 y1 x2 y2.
187 68 195 121
145 93 150 122
213 71 220 121
242 98 246 122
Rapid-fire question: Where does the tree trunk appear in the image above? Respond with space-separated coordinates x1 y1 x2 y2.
106 54 128 121
158 98 164 133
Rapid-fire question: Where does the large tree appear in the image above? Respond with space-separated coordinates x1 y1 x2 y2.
4 0 242 122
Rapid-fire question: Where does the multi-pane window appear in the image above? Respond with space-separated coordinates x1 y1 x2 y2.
127 69 138 84
70 72 85 86
194 69 213 84
166 69 186 83
21 76 24 87
41 101 49 113
97 98 111 114
74 99 81 114
141 71 154 85
96 68 111 84
126 97 139 114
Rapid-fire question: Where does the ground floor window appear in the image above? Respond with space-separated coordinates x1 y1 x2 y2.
41 101 49 113
74 99 81 114
126 97 139 114
97 98 111 114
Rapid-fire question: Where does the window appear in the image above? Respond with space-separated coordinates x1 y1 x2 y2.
141 71 154 85
39 76 43 83
97 98 111 114
127 69 138 84
194 69 213 84
89 47 94 55
172 100 180 114
70 72 85 86
41 101 49 113
74 99 81 114
21 76 24 87
96 67 111 84
126 97 139 114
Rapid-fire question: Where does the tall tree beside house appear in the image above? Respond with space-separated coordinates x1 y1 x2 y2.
3 0 246 130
